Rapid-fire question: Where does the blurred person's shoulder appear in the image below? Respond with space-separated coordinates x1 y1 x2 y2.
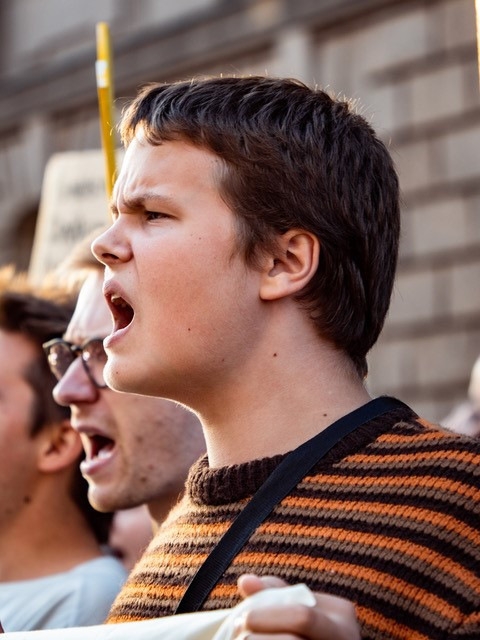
0 556 127 630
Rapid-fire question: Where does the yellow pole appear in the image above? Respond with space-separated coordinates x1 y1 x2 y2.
96 22 116 206
476 1 480 90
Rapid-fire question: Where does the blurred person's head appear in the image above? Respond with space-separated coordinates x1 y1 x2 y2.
0 267 111 544
108 76 399 381
49 237 205 522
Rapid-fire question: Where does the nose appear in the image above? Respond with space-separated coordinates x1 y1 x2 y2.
53 357 100 408
91 222 132 267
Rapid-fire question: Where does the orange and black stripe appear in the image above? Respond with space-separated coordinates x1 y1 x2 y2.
108 404 480 639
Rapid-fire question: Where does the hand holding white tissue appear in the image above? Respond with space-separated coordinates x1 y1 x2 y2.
213 582 316 640
231 574 361 640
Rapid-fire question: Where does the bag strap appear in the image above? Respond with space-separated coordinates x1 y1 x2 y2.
175 396 408 614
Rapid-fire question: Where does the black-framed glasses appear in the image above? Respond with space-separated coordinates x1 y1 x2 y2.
43 338 108 389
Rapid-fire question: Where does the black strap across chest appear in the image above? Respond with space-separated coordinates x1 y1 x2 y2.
175 396 408 614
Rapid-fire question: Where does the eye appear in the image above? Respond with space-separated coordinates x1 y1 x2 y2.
145 211 169 221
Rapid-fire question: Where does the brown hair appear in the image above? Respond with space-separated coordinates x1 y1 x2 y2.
120 76 400 377
0 267 111 543
0 268 74 434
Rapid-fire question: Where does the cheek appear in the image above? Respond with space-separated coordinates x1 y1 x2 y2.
135 237 243 337
142 260 216 313
139 234 227 284
0 402 33 435
0 432 35 468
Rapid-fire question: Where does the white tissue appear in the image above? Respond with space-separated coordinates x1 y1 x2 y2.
213 584 316 640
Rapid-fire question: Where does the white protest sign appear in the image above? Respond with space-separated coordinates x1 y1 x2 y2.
28 150 123 284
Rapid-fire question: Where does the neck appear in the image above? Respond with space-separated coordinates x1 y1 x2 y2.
0 477 101 582
194 313 370 468
147 490 183 529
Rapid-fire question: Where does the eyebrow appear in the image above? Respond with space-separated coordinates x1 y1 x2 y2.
109 193 177 216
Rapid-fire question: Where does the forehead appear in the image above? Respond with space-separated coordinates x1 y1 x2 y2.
65 272 111 343
114 136 223 208
0 328 37 378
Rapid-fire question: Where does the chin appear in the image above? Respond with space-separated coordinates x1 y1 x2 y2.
104 361 138 394
106 360 163 397
88 489 115 514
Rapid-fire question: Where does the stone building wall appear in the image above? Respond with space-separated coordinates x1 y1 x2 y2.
0 0 479 420
316 0 480 420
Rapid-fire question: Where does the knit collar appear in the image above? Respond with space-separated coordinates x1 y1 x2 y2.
186 404 416 506
186 451 285 506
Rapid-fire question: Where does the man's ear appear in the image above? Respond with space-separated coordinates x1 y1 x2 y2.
37 419 83 473
259 229 320 301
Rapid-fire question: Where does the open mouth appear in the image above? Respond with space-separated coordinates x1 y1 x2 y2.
83 433 115 462
91 434 115 459
109 294 135 331
78 428 118 476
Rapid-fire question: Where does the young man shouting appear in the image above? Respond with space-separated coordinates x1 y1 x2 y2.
93 76 479 640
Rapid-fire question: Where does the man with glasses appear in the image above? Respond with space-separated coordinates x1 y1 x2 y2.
43 243 205 565
0 269 126 632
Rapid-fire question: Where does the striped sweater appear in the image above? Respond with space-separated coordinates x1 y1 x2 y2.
108 404 480 639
